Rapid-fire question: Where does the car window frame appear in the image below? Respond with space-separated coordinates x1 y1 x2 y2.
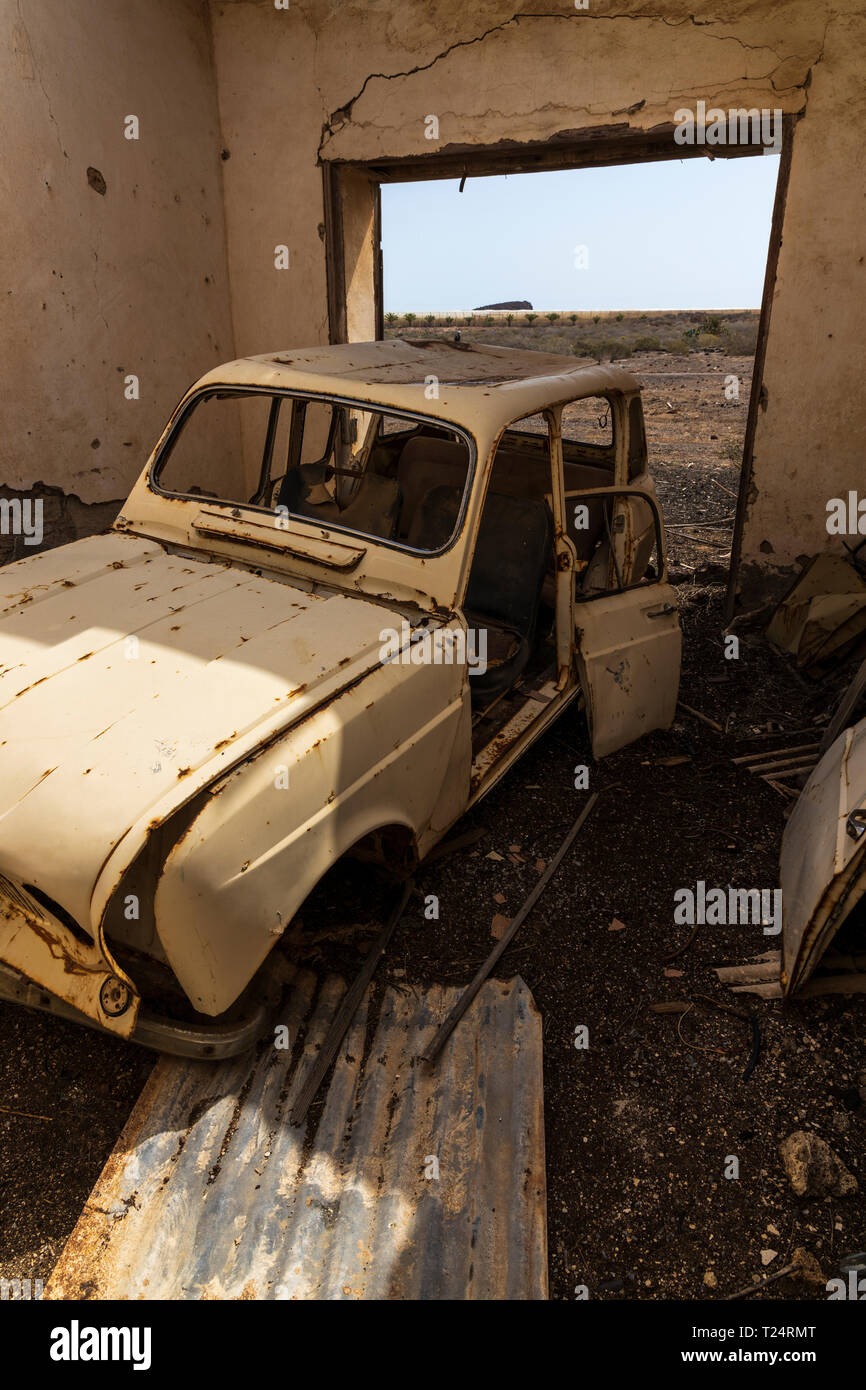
563 485 669 600
148 384 480 562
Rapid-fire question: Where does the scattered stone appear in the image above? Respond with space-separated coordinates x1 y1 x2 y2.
490 914 511 941
779 1131 858 1199
703 1270 717 1288
791 1247 826 1287
760 1249 778 1266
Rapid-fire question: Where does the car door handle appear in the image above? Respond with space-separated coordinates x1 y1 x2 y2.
646 603 676 618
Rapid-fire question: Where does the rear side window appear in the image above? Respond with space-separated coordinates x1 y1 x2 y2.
501 395 614 456
153 390 473 555
562 394 614 450
627 397 647 480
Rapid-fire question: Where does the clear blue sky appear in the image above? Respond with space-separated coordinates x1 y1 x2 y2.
382 155 780 313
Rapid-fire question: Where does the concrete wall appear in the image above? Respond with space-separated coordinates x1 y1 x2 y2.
208 0 864 604
736 8 866 596
0 0 234 560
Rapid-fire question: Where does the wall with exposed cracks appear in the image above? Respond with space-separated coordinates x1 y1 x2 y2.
209 0 865 602
1 0 863 599
0 0 235 546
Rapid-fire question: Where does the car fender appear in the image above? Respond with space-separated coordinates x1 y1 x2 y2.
153 652 470 1014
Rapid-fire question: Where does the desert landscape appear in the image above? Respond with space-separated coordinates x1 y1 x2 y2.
388 310 758 577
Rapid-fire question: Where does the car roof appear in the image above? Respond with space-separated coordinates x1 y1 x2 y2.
192 339 640 436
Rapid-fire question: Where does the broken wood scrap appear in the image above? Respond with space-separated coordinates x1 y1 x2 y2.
733 724 826 743
763 778 801 800
714 949 866 999
714 953 781 986
422 792 599 1064
678 700 723 733
732 742 820 800
711 477 738 500
732 744 819 767
732 975 866 1000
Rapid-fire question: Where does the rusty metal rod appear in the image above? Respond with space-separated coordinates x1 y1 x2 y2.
290 880 413 1128
422 793 599 1065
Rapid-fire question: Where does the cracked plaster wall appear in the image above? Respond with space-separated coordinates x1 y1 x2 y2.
0 0 235 527
211 0 865 596
1 1 862 592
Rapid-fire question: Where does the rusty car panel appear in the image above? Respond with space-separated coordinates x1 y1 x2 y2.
575 584 681 759
0 340 681 1045
780 716 866 993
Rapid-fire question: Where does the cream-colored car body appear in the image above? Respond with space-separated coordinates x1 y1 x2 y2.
0 340 681 1044
780 716 866 993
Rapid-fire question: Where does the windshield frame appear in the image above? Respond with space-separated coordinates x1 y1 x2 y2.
148 384 479 562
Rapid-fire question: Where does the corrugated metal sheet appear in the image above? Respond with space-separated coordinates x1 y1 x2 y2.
47 971 546 1300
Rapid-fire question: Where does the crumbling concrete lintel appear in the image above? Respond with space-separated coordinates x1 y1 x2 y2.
317 8 827 161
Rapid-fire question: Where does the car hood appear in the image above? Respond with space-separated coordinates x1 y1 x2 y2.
0 531 392 932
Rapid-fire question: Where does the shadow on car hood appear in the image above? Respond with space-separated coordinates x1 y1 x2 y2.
0 532 390 931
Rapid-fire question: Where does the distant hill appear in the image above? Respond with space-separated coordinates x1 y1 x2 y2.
473 300 532 310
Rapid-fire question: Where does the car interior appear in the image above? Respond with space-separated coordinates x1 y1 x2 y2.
156 390 654 749
271 405 619 695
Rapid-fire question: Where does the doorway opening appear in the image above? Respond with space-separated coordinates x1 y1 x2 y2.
323 123 792 608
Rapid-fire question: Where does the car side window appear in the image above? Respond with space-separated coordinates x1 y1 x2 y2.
564 487 666 597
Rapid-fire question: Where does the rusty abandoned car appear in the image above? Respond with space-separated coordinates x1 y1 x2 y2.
0 339 682 1055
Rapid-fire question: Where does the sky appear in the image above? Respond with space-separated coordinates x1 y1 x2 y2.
382 155 780 314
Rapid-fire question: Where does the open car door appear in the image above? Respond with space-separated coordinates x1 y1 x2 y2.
575 585 681 757
569 486 681 758
780 716 866 994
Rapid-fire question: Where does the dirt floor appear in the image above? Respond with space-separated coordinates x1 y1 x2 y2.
2 328 864 1301
298 584 866 1302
